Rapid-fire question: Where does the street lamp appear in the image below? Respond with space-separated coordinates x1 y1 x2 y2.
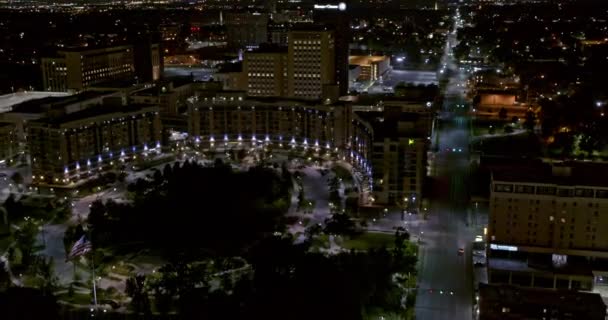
39 225 45 245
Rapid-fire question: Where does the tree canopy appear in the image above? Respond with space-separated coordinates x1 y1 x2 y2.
89 160 292 257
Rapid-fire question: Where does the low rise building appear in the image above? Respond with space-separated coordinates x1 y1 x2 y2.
473 89 528 121
348 56 391 82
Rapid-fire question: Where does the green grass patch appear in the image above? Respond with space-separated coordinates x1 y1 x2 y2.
310 234 329 251
341 232 395 251
57 292 93 305
331 165 353 182
0 235 12 252
106 263 135 277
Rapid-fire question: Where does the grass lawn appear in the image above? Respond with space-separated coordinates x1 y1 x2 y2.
107 263 135 277
311 234 329 251
56 292 93 305
331 165 353 183
341 232 395 251
0 235 12 252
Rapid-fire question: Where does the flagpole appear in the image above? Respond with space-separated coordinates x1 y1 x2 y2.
91 252 98 307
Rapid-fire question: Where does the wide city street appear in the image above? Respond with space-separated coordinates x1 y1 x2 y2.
415 9 476 320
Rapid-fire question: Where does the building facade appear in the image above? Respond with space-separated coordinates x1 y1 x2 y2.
356 101 432 207
42 46 135 92
488 162 608 292
0 122 17 165
244 47 288 97
349 56 391 81
313 4 351 96
225 12 269 49
479 283 606 320
186 95 433 207
188 97 354 153
42 43 161 92
287 29 336 100
28 104 161 186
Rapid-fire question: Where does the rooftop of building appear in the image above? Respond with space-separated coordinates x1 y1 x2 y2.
0 91 72 113
492 161 608 188
476 88 518 95
479 283 606 314
348 55 389 66
356 110 428 141
216 62 243 73
198 94 346 107
31 103 156 126
9 91 116 115
290 23 332 32
57 43 132 53
355 94 437 105
247 43 287 54
132 77 196 96
89 79 140 90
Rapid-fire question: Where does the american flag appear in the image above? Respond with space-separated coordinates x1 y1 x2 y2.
67 235 92 260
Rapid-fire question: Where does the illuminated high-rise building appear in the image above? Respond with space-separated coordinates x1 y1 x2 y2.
287 28 336 100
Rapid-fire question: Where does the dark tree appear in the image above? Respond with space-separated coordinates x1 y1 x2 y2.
0 287 60 320
163 163 173 179
498 107 508 120
11 172 23 185
125 274 151 316
523 111 535 131
324 213 359 236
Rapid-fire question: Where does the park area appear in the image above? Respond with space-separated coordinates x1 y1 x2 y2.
0 146 418 319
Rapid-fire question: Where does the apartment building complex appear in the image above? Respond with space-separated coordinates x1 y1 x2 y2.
356 101 432 207
28 104 161 186
188 96 354 152
187 95 433 207
488 162 608 292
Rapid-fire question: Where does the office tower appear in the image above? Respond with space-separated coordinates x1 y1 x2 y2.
133 38 162 83
42 45 135 92
313 3 350 96
244 45 288 97
267 22 290 46
225 12 269 49
41 42 161 92
287 28 336 100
